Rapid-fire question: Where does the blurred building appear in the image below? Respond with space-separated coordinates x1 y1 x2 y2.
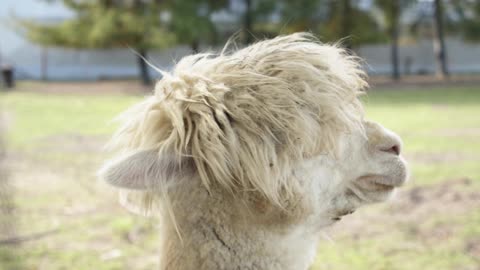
1 0 480 81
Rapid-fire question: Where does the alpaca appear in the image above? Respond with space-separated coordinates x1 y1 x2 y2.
99 33 408 270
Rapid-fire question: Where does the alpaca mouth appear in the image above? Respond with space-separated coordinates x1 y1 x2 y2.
357 174 404 192
357 159 408 190
346 174 404 204
346 181 395 204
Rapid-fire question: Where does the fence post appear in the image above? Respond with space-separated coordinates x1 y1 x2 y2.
1 66 14 89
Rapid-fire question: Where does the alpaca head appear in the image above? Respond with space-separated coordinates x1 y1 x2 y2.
99 33 407 232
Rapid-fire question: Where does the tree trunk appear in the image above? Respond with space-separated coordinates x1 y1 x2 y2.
433 0 448 79
41 47 48 81
341 0 353 50
191 39 200 53
137 49 151 86
244 0 253 44
390 1 400 80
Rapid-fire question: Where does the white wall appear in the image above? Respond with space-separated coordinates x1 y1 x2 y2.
358 38 480 75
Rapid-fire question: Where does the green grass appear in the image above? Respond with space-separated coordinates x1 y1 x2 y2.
363 87 480 186
310 87 480 270
313 237 476 270
1 92 140 148
1 85 479 269
312 206 480 270
4 87 479 186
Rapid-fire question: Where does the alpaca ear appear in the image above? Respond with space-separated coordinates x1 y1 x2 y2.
98 149 192 190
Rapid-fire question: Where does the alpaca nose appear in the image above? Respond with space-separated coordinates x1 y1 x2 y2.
378 130 402 156
380 144 400 156
365 121 403 156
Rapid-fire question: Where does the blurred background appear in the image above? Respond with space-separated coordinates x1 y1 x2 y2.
0 0 479 269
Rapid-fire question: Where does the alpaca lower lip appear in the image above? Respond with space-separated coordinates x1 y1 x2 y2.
370 182 396 191
357 175 403 189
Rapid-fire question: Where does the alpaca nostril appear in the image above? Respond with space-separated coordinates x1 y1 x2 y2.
381 144 400 156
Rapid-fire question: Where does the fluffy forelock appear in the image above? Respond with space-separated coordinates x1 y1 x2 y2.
108 32 367 208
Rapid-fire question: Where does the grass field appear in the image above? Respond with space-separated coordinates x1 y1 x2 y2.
1 83 479 269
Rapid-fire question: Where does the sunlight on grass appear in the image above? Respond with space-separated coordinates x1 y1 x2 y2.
1 92 141 148
4 87 479 187
312 207 479 270
364 87 480 186
2 85 479 270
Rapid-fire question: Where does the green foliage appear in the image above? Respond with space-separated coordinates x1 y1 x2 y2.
406 0 480 43
451 0 480 41
279 0 326 33
279 0 386 48
242 0 279 43
167 0 227 49
374 0 414 33
18 0 175 50
248 0 278 22
320 0 386 47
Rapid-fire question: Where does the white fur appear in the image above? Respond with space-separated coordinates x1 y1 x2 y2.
99 33 408 270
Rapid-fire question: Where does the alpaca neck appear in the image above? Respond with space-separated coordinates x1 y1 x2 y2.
158 215 318 270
